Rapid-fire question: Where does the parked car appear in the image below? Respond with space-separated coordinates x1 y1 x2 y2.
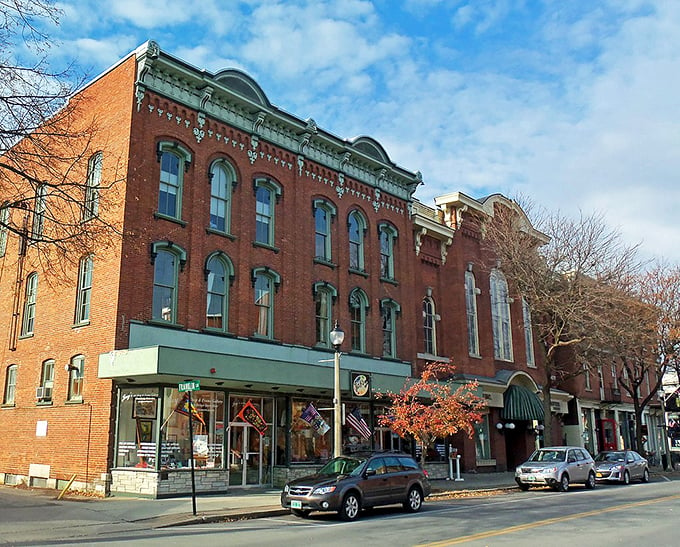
594 450 650 484
280 452 431 521
515 446 596 492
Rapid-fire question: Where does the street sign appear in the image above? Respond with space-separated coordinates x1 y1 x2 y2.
178 380 200 392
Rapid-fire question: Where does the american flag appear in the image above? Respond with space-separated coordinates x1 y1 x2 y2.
346 407 372 440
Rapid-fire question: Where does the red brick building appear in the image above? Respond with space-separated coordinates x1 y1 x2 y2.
0 42 663 496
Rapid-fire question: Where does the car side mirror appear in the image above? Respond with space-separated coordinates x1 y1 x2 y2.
364 469 377 477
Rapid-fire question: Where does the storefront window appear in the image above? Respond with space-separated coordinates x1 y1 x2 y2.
116 387 161 468
291 399 332 463
343 403 372 454
475 414 491 460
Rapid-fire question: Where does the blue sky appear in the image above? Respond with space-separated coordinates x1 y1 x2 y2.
34 0 680 261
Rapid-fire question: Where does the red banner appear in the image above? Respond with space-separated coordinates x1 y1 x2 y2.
237 400 268 436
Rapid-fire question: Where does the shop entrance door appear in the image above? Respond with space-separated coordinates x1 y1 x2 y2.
227 397 274 487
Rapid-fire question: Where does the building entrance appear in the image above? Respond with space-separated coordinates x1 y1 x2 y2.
228 396 273 486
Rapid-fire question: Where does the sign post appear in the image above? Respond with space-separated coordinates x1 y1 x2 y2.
179 380 200 515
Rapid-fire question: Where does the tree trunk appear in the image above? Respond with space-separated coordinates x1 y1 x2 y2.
541 383 553 446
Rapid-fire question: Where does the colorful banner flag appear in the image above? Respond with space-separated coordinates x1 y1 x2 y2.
300 403 330 435
174 392 205 426
346 407 372 440
236 400 268 436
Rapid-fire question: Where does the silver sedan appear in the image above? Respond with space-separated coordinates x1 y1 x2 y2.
594 450 650 484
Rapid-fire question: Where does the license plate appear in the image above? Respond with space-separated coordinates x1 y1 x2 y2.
291 500 302 509
525 475 536 481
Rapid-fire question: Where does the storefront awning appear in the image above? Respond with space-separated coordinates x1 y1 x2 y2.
501 384 544 421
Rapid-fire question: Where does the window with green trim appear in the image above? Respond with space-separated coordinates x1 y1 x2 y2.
253 267 280 338
3 365 17 405
348 210 366 271
381 299 400 358
349 288 369 353
314 282 337 346
209 160 235 233
206 253 233 331
378 223 398 280
21 272 37 336
152 245 185 324
254 178 281 246
74 255 93 325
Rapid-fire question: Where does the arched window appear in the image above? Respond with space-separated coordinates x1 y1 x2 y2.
254 178 282 247
31 184 47 240
465 268 480 357
348 210 367 272
252 267 281 338
3 365 17 405
349 288 369 353
209 160 236 233
74 255 93 325
423 295 436 355
313 199 337 262
313 282 338 346
381 298 400 358
490 268 513 361
522 297 535 367
151 242 186 324
157 142 191 220
205 252 234 331
38 359 54 403
378 222 398 281
21 272 38 336
83 151 102 221
67 355 84 402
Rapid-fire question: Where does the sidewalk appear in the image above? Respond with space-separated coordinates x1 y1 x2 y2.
3 468 677 532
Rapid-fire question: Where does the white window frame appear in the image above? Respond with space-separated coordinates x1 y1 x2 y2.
67 355 84 402
38 359 55 403
465 269 480 357
74 255 93 325
423 296 436 356
83 152 102 221
3 365 17 405
522 297 535 367
21 272 38 336
490 268 513 361
32 184 47 240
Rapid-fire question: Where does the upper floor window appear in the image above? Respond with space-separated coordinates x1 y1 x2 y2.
205 252 234 331
465 268 480 357
348 210 367 272
349 288 369 353
38 359 54 403
490 268 513 361
74 255 93 325
378 223 398 281
611 363 618 389
67 355 84 402
3 365 17 405
151 242 186 324
21 272 38 336
0 204 9 257
423 295 437 355
522 297 535 367
31 184 47 240
252 267 281 339
584 364 592 391
83 152 102 221
314 282 338 346
381 298 400 358
254 178 282 247
157 142 191 221
209 160 236 233
313 199 337 263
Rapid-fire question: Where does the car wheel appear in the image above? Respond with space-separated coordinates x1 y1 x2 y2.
291 509 311 518
623 471 630 485
558 474 570 492
642 468 650 483
339 492 361 521
518 483 530 491
403 486 423 512
585 472 596 489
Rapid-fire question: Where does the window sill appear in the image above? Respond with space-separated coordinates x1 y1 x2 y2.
153 212 187 227
313 257 336 268
1 403 16 409
252 241 280 253
417 353 450 363
468 353 483 359
349 268 369 278
65 399 84 405
249 334 282 344
73 321 90 329
379 277 399 286
201 328 235 338
147 320 185 330
206 228 236 240
36 401 53 407
18 334 34 340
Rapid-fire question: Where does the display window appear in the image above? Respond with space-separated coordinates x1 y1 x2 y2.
290 399 333 463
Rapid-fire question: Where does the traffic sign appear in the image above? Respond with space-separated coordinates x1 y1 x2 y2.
179 380 200 392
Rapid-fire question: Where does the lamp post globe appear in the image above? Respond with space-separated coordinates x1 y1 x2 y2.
330 321 345 457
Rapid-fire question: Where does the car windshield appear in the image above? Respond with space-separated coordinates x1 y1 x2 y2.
595 451 625 462
316 456 366 477
529 449 566 462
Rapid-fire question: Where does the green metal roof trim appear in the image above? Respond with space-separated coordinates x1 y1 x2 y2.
501 384 544 421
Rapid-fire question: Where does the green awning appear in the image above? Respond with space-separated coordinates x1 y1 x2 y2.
501 384 544 421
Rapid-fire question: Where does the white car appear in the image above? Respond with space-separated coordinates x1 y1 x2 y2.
515 446 596 492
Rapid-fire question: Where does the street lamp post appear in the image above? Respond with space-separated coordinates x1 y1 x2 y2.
329 321 345 458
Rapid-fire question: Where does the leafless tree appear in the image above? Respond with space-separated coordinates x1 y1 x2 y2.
483 201 641 444
0 0 121 278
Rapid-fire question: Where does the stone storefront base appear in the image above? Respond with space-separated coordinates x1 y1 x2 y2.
111 468 229 498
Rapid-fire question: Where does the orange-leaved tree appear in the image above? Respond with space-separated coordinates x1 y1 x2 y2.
376 362 486 468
